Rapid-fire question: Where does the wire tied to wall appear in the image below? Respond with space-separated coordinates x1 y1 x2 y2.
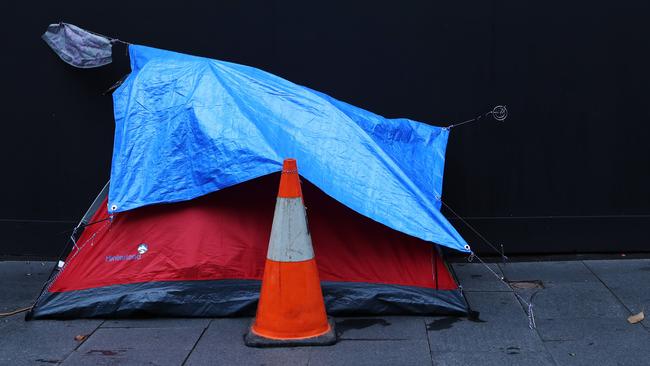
446 105 508 129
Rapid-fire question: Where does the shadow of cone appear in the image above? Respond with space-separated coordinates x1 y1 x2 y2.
245 159 336 347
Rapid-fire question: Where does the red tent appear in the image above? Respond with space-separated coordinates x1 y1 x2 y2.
29 174 467 318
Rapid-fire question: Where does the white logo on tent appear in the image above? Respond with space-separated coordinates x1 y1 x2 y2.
137 243 148 255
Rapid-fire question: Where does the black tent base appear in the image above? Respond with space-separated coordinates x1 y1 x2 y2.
244 318 337 348
28 279 468 320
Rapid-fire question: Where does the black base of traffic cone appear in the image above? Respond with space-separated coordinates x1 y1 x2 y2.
244 317 337 348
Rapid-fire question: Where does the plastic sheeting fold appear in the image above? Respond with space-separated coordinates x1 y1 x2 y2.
110 45 469 252
29 280 468 319
42 23 112 68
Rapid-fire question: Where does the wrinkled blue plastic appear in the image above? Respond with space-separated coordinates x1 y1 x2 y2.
109 45 469 252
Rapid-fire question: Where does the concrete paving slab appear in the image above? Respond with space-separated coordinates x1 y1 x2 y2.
537 316 650 366
0 261 55 279
426 318 544 353
184 318 310 366
334 316 426 340
102 318 211 329
452 263 511 292
431 351 556 366
535 317 650 342
187 317 433 365
583 259 650 326
530 281 630 320
62 326 204 365
309 339 432 366
582 259 650 277
461 291 533 326
544 335 650 366
499 261 598 284
426 292 545 353
0 313 25 332
0 261 54 313
189 346 310 366
0 318 103 365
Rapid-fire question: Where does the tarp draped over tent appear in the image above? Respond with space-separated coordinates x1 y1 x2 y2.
29 40 471 319
30 176 467 319
110 45 470 253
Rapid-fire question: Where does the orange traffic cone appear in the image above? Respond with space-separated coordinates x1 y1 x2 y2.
244 158 336 347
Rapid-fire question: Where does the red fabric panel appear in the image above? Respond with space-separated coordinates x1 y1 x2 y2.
51 174 458 292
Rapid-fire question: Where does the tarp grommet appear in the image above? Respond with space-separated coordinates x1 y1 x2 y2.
110 204 118 211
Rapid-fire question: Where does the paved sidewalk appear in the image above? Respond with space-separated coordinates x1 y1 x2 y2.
1 259 649 365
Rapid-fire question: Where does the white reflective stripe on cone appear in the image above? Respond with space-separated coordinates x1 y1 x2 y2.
267 197 315 262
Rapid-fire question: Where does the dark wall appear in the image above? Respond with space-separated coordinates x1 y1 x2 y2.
2 1 649 258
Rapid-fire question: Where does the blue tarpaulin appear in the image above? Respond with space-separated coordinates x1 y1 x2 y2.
109 45 470 252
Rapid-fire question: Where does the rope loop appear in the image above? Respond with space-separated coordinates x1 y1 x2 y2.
490 105 508 121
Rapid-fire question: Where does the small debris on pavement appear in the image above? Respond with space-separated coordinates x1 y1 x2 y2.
74 334 89 342
627 311 644 324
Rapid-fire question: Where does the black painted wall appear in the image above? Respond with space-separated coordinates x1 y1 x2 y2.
2 1 649 258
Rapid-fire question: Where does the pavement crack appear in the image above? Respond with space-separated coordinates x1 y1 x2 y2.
582 261 637 317
60 319 105 364
181 319 210 366
423 318 434 366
